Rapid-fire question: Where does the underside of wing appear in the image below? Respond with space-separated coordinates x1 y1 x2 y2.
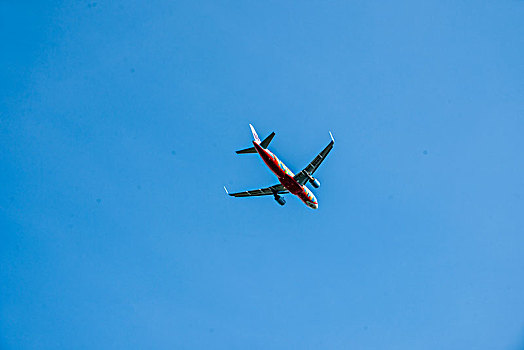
294 134 334 186
226 183 288 197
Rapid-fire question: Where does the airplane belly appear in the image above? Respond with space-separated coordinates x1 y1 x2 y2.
279 175 302 195
255 142 307 198
263 157 283 177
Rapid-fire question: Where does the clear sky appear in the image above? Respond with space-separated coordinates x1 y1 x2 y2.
1 1 523 349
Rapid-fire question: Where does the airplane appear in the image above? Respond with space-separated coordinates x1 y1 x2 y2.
224 124 334 209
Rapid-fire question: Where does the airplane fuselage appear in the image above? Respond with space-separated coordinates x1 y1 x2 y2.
253 141 318 209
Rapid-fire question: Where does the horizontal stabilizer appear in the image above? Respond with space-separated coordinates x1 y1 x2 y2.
236 147 257 154
236 126 274 154
260 132 275 149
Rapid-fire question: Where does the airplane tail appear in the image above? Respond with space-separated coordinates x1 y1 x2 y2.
236 124 275 154
249 124 260 143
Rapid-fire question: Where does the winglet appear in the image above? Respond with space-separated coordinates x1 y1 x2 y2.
329 131 335 143
223 186 229 195
249 124 260 143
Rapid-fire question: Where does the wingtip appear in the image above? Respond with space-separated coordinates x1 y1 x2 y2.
223 186 229 195
329 131 335 143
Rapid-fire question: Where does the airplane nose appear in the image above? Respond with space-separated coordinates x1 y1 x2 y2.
308 202 318 209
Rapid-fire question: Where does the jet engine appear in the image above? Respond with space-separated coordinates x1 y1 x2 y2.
310 177 320 188
274 195 286 206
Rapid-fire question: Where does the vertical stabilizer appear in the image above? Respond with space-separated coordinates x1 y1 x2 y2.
249 124 260 143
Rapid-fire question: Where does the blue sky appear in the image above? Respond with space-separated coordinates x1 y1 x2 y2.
1 1 523 349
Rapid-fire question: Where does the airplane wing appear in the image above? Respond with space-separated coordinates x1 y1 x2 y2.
294 132 334 186
225 183 288 197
